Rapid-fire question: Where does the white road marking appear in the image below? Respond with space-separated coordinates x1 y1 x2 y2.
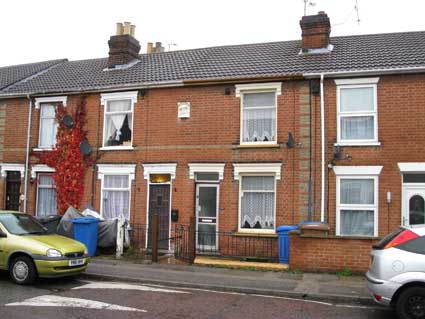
6 295 146 312
73 281 189 294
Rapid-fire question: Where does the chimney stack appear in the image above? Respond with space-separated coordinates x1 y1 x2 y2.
300 11 331 52
108 22 141 68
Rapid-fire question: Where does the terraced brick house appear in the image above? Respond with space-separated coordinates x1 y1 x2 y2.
0 13 425 272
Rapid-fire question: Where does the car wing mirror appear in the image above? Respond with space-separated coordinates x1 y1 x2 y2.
0 231 7 238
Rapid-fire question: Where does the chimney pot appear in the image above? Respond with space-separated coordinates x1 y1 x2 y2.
300 11 331 51
123 22 131 35
147 42 153 54
130 25 136 37
116 23 123 36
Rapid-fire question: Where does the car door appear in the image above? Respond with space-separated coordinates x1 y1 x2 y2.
0 224 7 269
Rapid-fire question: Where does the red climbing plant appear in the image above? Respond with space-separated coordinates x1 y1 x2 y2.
34 98 93 215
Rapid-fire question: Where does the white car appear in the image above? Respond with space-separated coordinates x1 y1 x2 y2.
366 226 425 319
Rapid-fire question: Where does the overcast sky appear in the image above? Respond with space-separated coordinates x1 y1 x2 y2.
1 0 424 67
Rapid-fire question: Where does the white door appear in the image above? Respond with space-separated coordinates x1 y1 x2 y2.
196 184 219 251
402 187 425 226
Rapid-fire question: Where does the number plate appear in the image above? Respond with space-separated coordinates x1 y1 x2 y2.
69 258 85 267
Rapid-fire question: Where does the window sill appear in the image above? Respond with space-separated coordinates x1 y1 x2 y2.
334 142 381 147
33 148 54 151
99 146 134 151
234 232 277 238
235 144 280 149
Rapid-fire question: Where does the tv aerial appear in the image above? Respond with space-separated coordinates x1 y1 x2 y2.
303 0 316 16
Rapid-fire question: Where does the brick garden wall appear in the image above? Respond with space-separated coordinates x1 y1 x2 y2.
289 234 377 273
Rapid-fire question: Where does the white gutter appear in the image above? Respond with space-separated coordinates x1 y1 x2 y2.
23 95 32 213
320 74 325 222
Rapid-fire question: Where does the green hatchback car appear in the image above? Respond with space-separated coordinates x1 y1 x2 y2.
0 211 90 284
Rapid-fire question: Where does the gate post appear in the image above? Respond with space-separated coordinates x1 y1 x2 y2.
188 216 196 264
152 214 159 262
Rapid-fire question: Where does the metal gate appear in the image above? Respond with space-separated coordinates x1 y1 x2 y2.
174 219 196 263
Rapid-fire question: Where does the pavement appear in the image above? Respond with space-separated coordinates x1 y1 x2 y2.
83 258 373 306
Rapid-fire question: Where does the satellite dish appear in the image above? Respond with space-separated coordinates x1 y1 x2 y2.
79 140 92 155
287 132 296 148
62 114 74 128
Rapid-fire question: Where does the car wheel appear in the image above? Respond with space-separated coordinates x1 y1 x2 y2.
397 286 425 319
10 256 37 285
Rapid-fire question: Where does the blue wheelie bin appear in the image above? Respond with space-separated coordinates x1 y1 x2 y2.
72 217 99 256
276 225 299 264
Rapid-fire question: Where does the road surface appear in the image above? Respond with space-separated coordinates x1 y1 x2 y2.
0 272 396 319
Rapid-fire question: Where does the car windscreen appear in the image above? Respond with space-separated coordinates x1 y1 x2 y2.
0 214 47 235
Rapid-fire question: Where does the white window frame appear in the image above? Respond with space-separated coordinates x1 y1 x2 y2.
335 78 380 146
233 163 281 234
97 164 135 221
235 82 281 146
35 96 67 150
238 174 277 234
100 91 137 150
35 173 57 217
334 165 382 237
188 163 225 180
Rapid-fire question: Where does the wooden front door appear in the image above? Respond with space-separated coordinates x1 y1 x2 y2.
148 184 170 250
6 171 21 211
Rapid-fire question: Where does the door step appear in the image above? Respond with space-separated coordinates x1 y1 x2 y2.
194 256 288 271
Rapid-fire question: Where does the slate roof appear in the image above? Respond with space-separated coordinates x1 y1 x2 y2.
1 31 425 96
0 59 66 91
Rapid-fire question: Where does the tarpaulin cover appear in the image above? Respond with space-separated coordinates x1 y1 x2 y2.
56 206 118 248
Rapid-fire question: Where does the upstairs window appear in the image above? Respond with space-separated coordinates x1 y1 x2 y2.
235 83 281 145
39 103 58 148
101 91 137 149
336 78 379 145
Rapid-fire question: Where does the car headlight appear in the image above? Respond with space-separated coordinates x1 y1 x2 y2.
46 249 62 258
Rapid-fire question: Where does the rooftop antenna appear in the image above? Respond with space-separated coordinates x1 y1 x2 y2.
355 0 361 25
167 42 177 51
333 0 361 27
303 0 316 16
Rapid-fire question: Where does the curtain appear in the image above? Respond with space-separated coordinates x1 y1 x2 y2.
104 100 131 145
37 175 57 217
240 176 275 229
340 179 374 204
40 104 57 147
243 92 276 143
340 210 374 236
102 175 130 220
243 108 276 142
341 116 374 140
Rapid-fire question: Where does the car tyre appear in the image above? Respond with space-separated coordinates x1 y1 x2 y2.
397 286 425 319
10 256 37 285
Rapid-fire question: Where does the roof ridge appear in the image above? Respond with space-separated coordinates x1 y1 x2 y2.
0 58 67 70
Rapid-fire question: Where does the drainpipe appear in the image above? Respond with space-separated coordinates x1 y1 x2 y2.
320 74 325 222
23 95 33 213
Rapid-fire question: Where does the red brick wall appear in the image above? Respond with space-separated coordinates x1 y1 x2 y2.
1 73 425 271
290 234 377 273
0 81 309 234
323 74 425 237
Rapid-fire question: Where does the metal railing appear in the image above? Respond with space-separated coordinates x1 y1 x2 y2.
195 230 278 262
